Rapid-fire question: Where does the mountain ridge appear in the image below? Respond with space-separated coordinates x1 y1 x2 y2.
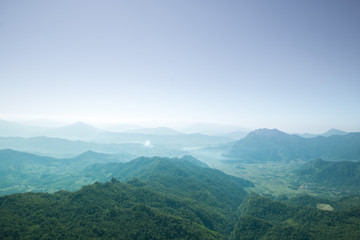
226 128 360 163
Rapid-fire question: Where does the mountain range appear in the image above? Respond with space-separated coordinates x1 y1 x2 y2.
1 153 359 239
226 128 360 163
0 120 233 146
0 149 128 195
297 128 348 138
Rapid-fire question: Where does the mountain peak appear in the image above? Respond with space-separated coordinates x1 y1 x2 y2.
249 128 287 137
68 121 97 129
321 128 348 137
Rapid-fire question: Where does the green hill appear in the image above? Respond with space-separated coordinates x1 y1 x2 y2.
84 156 253 213
0 180 222 239
231 193 360 240
294 159 360 189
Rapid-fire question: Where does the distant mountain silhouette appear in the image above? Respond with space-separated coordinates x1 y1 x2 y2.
0 136 185 158
130 127 183 135
96 131 232 146
41 121 104 140
226 128 360 163
321 128 348 137
0 120 45 137
298 128 348 138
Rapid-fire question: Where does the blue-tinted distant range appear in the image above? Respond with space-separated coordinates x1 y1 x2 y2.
0 0 359 133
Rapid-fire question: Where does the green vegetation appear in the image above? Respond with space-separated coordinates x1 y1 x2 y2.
0 180 222 239
231 193 360 240
227 129 360 163
1 180 360 239
84 155 253 211
294 159 360 190
1 149 360 239
0 149 128 195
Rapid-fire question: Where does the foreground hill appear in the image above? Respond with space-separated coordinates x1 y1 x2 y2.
294 159 360 190
1 181 359 239
0 180 222 239
227 129 360 163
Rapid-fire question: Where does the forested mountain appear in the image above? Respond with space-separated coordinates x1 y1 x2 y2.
227 129 360 163
84 156 253 212
231 193 360 240
0 154 255 238
0 149 127 195
1 179 359 239
0 150 253 214
294 159 360 189
0 180 222 239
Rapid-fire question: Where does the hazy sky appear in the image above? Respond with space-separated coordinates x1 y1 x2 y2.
0 0 359 132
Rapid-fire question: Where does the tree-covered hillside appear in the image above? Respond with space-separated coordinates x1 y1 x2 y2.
1 180 360 239
294 159 360 190
84 155 253 212
0 179 222 239
227 129 360 163
231 193 360 240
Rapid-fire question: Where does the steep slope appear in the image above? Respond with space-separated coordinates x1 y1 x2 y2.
227 129 360 163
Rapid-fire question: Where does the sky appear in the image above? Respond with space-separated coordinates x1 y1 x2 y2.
0 0 359 133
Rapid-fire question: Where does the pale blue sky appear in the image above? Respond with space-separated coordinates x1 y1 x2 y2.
0 0 359 132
